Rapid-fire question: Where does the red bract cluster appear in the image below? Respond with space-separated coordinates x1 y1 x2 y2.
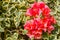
42 16 56 33
24 2 56 39
26 2 51 17
24 18 43 39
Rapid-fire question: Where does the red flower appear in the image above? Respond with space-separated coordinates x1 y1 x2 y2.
31 2 45 9
26 8 41 17
48 25 54 33
42 16 55 32
50 16 56 24
24 17 56 39
38 2 45 9
42 5 51 17
24 2 56 39
26 2 44 17
26 2 51 17
24 18 43 39
31 2 39 9
42 17 50 32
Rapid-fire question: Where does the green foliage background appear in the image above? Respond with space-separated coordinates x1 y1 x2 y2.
0 0 60 40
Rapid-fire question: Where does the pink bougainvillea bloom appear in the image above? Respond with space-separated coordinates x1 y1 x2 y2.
26 8 41 17
50 16 56 24
31 2 39 9
24 17 56 39
24 18 43 39
26 2 43 17
38 2 45 9
26 2 51 17
42 17 50 32
24 2 56 39
31 2 45 9
48 25 54 33
42 5 51 17
42 15 55 32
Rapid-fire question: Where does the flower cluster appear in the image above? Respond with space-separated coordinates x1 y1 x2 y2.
24 2 56 39
24 18 43 39
26 2 51 17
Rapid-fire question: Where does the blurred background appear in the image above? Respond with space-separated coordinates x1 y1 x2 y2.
0 0 60 40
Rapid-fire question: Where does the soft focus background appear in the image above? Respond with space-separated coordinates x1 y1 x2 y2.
0 0 60 40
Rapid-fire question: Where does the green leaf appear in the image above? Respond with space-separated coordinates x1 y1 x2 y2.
22 29 28 35
6 37 12 40
49 36 55 40
0 26 4 32
12 33 18 40
42 32 49 38
14 12 22 27
57 5 60 12
0 18 4 21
